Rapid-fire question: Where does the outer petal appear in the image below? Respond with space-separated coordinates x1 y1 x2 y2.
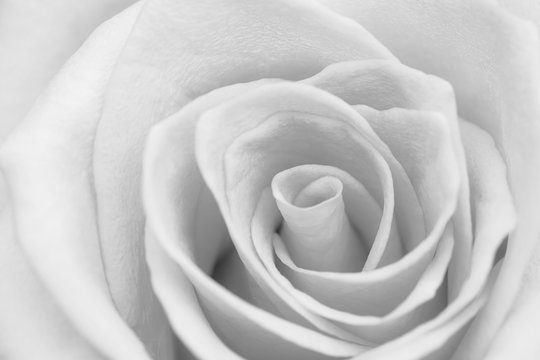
317 1 540 356
497 0 540 47
482 265 540 360
0 4 173 360
0 183 102 360
0 0 137 142
493 4 540 358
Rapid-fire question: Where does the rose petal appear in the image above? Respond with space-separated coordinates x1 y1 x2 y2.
0 4 169 359
481 277 540 360
144 81 265 360
483 7 540 357
356 106 468 299
272 171 370 272
0 0 137 142
145 230 241 360
451 121 518 359
318 1 540 354
0 193 102 359
353 263 501 360
497 0 540 47
271 164 401 272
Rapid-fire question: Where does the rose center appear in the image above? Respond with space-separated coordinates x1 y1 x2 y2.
272 171 368 272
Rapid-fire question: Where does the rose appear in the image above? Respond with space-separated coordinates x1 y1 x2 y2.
1 1 540 359
1 1 538 359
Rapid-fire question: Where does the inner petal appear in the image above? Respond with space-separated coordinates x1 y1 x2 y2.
273 174 367 272
295 176 341 207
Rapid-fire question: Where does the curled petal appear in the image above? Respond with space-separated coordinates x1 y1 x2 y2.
272 168 370 272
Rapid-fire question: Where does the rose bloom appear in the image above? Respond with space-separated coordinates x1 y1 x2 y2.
1 0 540 359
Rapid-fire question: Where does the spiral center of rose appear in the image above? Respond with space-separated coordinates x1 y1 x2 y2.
272 166 368 272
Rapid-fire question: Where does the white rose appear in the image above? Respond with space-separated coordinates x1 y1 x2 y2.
1 1 540 360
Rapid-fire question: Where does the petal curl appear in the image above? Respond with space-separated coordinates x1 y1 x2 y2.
272 167 371 272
